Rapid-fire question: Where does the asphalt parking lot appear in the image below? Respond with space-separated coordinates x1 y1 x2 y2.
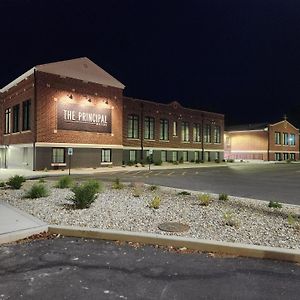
67 163 300 205
1 237 300 300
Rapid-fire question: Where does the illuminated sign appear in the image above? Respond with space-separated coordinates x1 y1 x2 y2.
57 101 112 133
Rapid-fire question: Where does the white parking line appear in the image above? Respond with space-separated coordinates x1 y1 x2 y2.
195 171 199 175
167 171 175 176
182 172 186 176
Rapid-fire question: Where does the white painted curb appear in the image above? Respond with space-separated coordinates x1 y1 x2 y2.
49 225 300 263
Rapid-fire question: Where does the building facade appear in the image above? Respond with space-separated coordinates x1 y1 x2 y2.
0 57 224 170
224 120 299 161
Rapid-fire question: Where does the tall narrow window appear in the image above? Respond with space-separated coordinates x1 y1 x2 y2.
275 132 281 145
283 133 289 145
22 99 31 131
160 119 169 140
193 123 201 142
173 121 177 136
52 148 65 163
101 149 112 162
13 104 20 133
214 125 221 143
204 124 211 143
4 108 11 134
161 150 167 162
129 150 137 162
290 133 296 146
181 121 189 142
144 117 155 140
127 114 139 138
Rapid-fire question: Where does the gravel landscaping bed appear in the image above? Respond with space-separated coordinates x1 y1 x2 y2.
1 180 300 250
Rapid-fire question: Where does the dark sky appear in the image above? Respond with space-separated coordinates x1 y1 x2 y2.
1 0 300 126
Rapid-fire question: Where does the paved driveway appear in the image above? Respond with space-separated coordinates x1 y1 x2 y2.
68 163 300 205
1 237 299 300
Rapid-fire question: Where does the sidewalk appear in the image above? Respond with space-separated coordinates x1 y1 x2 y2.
0 201 48 244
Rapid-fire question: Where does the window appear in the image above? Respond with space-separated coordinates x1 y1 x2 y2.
275 132 281 145
173 121 178 136
101 149 111 162
216 152 220 161
283 133 289 145
290 153 296 160
172 151 178 162
195 151 199 161
160 119 169 140
161 150 167 162
182 151 188 162
127 115 139 138
13 104 20 133
22 100 31 131
4 108 11 134
289 133 296 146
214 125 221 143
193 123 201 142
283 153 289 160
52 148 65 163
144 117 155 140
204 124 211 143
275 153 281 161
181 122 189 142
129 150 137 162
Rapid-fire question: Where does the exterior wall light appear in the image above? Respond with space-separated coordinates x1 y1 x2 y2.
68 94 73 99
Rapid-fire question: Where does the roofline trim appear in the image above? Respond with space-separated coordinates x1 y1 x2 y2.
225 129 267 133
270 120 299 131
0 67 35 93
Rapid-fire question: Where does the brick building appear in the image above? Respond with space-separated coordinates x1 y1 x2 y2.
0 57 224 170
224 120 299 161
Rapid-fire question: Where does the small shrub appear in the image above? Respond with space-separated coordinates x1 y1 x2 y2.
70 180 102 209
132 187 142 197
215 159 220 163
154 160 162 166
173 161 179 165
55 176 73 189
198 193 213 206
43 167 48 172
0 181 5 188
268 201 282 209
149 185 158 191
219 193 229 201
6 175 26 189
112 177 124 189
149 196 161 209
227 159 234 163
38 178 46 183
179 157 184 164
127 161 135 166
25 183 49 199
223 211 239 227
177 191 191 196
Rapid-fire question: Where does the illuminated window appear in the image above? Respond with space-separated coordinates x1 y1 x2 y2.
195 151 200 161
283 133 289 145
129 150 137 162
181 122 189 142
173 121 178 136
290 133 296 146
172 151 178 162
161 150 167 162
127 115 139 138
144 117 155 140
275 153 281 161
214 125 221 143
4 108 11 134
182 151 188 161
160 119 169 140
204 124 211 143
22 99 31 131
283 153 289 160
13 104 20 133
101 149 111 162
52 148 65 163
193 123 201 142
290 153 296 160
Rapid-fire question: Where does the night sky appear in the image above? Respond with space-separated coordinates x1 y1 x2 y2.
1 0 300 126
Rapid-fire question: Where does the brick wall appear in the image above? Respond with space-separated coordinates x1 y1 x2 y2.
35 71 123 146
123 97 224 150
1 74 35 145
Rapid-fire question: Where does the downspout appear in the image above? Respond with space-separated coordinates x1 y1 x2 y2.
267 125 270 161
140 102 144 162
33 68 37 171
201 113 204 161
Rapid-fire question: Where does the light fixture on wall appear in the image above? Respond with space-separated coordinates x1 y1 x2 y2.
88 98 92 103
103 99 108 104
68 94 73 99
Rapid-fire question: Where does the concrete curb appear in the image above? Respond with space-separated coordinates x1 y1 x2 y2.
49 225 300 263
0 225 49 245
